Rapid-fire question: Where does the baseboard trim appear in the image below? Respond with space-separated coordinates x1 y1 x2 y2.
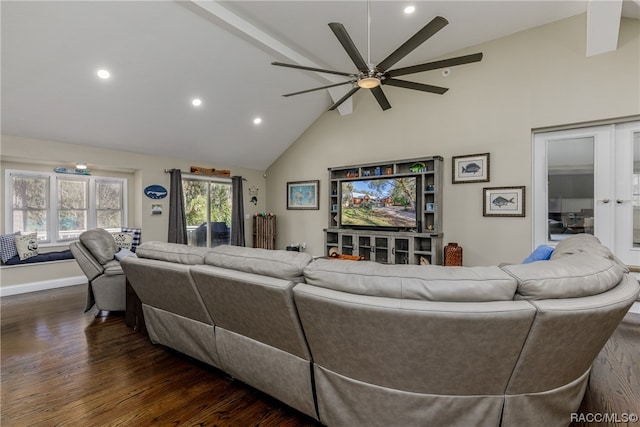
0 276 86 297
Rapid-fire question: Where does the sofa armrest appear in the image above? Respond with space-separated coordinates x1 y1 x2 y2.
70 241 104 281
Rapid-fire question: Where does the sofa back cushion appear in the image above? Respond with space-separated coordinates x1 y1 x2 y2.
79 228 117 265
550 233 628 269
205 245 313 282
135 241 209 265
120 257 213 324
294 283 536 395
505 274 639 395
190 265 311 359
502 252 625 299
303 259 517 302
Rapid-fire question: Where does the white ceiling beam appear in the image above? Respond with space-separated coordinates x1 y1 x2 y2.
187 0 353 115
586 0 623 56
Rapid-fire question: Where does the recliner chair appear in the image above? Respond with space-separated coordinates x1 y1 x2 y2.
70 228 126 313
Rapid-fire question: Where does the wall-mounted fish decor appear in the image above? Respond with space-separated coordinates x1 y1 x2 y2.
144 185 168 199
461 162 481 174
54 167 91 175
491 196 515 208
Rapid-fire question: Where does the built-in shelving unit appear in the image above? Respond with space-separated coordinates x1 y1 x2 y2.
326 156 443 265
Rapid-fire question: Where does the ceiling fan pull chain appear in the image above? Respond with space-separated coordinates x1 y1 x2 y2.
367 0 372 69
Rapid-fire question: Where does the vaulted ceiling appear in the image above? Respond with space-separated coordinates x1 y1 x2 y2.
2 1 638 170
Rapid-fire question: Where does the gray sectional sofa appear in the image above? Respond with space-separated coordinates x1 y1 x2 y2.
120 234 639 427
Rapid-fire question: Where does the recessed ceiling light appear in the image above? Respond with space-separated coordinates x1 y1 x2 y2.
191 98 202 107
253 117 262 125
96 69 110 79
404 5 415 14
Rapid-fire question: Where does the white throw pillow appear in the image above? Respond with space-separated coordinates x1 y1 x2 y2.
115 248 137 261
112 232 134 250
14 233 39 260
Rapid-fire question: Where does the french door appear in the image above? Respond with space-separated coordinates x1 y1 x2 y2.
533 120 640 267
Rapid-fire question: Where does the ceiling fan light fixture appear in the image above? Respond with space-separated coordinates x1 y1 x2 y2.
358 76 381 89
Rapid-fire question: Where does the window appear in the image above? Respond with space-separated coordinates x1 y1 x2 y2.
6 170 127 244
11 174 50 241
183 176 232 248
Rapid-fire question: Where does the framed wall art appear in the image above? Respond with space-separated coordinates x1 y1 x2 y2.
287 180 319 210
483 186 525 217
452 153 490 184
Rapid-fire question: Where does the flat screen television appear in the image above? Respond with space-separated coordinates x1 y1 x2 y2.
341 176 417 229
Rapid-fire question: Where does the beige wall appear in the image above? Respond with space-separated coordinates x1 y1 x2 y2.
266 15 640 265
1 136 266 288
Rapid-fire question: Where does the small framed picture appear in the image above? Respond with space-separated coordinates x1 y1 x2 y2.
452 153 490 184
483 186 525 217
287 180 319 210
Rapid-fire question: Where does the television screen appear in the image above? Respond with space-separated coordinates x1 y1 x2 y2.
341 177 417 229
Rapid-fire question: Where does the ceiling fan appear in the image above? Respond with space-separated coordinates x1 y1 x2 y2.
272 7 483 111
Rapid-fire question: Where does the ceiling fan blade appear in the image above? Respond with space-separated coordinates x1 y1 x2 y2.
328 86 360 111
328 22 369 72
384 78 449 94
271 61 355 77
389 53 483 77
370 86 391 110
283 81 355 97
377 16 448 72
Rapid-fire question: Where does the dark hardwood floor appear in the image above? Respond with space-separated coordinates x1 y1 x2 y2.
1 284 638 426
0 285 320 426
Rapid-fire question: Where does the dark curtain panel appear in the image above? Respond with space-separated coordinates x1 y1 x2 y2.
230 176 245 246
168 169 188 244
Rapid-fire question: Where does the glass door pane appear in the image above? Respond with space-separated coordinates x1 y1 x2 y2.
547 137 594 242
184 180 208 246
633 132 640 248
208 182 231 247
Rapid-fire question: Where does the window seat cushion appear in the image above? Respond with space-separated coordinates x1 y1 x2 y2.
2 250 74 266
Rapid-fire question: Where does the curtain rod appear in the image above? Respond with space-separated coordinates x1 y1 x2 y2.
164 169 246 180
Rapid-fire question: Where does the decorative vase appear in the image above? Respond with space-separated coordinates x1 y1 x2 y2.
444 242 462 266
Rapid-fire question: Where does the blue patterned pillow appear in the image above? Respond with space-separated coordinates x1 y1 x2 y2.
0 232 20 263
121 228 141 252
522 245 554 264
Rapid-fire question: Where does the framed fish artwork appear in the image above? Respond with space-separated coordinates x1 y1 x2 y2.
483 186 526 217
452 153 490 184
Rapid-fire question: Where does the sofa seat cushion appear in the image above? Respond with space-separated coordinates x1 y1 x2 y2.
303 259 517 302
205 245 313 282
79 228 118 265
135 241 209 265
502 252 625 300
3 249 74 265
